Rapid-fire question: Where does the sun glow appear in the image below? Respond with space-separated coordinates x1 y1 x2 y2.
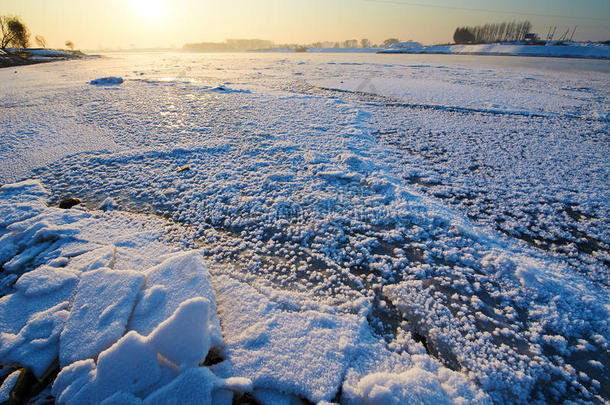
131 0 166 21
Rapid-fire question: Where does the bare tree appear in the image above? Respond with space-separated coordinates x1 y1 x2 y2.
65 40 74 50
453 21 532 44
453 27 474 44
1 16 29 49
343 39 358 48
0 17 15 49
383 38 400 47
35 34 47 48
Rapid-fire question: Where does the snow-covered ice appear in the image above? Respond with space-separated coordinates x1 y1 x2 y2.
59 268 145 366
89 77 124 86
0 52 608 404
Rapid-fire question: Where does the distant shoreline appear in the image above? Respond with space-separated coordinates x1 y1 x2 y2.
8 46 608 62
0 48 85 69
0 53 43 68
378 50 610 60
377 43 610 60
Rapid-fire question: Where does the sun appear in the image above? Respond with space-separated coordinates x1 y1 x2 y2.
131 0 166 20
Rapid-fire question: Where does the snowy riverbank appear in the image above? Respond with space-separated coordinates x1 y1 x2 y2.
379 43 610 59
0 48 84 69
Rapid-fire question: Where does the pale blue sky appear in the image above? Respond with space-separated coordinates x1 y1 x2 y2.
1 0 608 49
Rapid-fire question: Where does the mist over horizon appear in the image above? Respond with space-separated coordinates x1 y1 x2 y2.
1 0 608 50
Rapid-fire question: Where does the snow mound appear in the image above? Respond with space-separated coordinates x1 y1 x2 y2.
90 77 124 86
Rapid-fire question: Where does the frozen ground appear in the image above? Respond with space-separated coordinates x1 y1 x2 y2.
0 53 608 404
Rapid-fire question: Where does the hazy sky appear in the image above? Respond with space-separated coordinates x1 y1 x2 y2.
1 0 608 49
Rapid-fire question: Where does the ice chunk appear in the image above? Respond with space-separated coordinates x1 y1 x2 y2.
213 276 358 403
0 266 77 335
1 208 87 272
100 392 143 405
147 297 211 368
129 252 222 348
354 368 453 405
90 77 123 86
52 359 96 405
53 296 244 405
95 331 161 399
60 268 145 366
66 246 116 273
0 302 69 377
142 367 217 405
0 370 20 403
15 265 79 296
53 331 165 405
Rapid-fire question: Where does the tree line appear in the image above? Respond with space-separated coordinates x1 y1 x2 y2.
453 21 532 44
0 15 75 51
0 16 29 49
185 38 405 52
309 38 400 48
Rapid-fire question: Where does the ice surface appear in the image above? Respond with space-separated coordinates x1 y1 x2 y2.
0 52 608 403
212 274 489 404
0 180 50 227
384 272 609 403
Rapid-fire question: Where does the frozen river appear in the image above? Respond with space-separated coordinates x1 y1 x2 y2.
0 52 608 404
